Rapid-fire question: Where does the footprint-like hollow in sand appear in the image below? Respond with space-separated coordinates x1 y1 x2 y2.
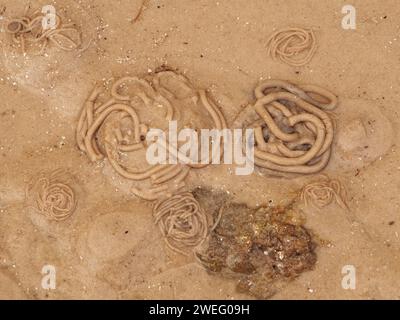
332 98 393 172
85 210 155 262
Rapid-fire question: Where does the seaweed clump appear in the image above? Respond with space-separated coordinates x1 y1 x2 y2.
196 202 317 299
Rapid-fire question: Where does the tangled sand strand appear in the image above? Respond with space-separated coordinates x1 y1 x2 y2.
4 7 82 55
267 27 317 67
247 79 337 174
300 176 348 209
76 73 228 201
76 83 175 190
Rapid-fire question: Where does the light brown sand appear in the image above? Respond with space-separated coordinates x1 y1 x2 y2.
0 0 400 299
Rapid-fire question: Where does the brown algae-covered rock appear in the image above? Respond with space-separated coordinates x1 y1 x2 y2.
197 203 317 299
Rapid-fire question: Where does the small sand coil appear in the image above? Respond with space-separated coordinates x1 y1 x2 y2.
266 27 317 67
300 176 348 209
153 192 211 255
4 7 82 55
26 170 77 221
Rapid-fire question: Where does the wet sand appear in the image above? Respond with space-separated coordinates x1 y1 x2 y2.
0 0 400 299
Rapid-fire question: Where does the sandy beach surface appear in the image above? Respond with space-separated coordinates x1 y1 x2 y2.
0 0 400 299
